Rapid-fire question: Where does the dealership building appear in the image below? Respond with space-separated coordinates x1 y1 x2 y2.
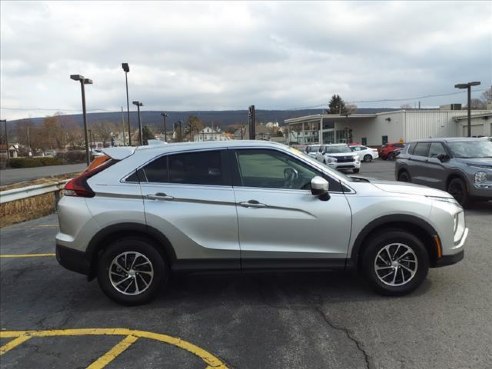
285 105 492 146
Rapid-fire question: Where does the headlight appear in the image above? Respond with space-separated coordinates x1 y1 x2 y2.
474 171 487 183
326 157 337 163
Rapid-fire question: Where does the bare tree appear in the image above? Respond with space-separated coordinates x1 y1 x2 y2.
92 121 116 147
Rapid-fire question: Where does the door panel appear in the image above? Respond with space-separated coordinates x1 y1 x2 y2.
234 187 352 260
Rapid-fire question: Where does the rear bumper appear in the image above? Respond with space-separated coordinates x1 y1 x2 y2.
56 244 91 276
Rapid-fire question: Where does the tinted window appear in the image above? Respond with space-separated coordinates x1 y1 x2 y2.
412 142 430 157
428 143 447 158
141 150 225 185
446 140 492 158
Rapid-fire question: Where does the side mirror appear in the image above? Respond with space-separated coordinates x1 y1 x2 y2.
311 176 330 201
437 154 450 162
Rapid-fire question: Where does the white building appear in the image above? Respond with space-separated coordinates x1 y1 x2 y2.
194 126 229 142
285 108 492 146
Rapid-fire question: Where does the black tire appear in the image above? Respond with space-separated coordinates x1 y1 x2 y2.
398 170 411 182
353 168 360 173
361 230 429 296
387 152 396 161
97 237 168 306
363 154 372 163
447 178 470 208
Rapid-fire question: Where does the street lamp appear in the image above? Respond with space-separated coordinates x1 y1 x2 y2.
132 101 144 145
454 81 481 137
122 63 131 146
70 74 92 165
161 113 168 142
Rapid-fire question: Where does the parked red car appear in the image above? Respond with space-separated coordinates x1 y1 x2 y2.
378 142 405 160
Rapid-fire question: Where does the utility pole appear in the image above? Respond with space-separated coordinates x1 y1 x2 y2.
248 105 256 140
161 113 168 142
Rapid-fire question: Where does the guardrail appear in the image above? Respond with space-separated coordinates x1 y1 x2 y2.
0 181 68 204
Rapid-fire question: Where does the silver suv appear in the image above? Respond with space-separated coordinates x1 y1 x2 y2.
395 137 492 207
56 141 467 305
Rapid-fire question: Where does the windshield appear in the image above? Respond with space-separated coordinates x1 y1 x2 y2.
446 140 492 158
324 145 351 154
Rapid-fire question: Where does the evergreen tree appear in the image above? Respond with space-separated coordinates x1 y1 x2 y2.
328 94 347 114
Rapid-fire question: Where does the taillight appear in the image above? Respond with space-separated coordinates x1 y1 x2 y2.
64 156 116 198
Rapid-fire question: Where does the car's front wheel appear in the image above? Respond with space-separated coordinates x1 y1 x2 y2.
353 168 360 173
362 230 429 296
97 237 168 305
447 177 470 208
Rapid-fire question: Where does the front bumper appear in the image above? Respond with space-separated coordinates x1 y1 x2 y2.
435 250 464 267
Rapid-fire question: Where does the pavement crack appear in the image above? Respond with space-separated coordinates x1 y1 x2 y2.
314 304 374 369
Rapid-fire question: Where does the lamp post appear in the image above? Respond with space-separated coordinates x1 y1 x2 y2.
132 101 144 145
122 63 131 146
454 81 481 137
0 119 7 166
161 113 168 142
70 74 92 165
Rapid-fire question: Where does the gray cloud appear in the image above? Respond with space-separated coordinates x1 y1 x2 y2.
1 1 490 120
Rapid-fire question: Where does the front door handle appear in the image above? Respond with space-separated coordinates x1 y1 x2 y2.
239 200 267 208
146 193 175 201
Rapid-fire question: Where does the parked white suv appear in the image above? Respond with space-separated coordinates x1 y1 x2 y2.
316 144 361 173
56 141 467 305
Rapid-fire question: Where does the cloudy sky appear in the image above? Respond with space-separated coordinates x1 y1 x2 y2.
1 1 491 121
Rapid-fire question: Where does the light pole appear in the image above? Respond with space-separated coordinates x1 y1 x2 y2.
0 119 7 166
70 74 92 165
133 101 144 145
454 81 481 137
161 113 168 142
122 63 131 146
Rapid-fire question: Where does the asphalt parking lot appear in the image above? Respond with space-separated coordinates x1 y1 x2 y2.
1 159 491 369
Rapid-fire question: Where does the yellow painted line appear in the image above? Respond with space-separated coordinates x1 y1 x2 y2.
0 335 32 355
0 253 56 258
0 329 228 369
86 335 139 369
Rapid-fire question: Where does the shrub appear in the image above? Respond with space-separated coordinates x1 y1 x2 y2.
8 157 63 168
56 151 86 164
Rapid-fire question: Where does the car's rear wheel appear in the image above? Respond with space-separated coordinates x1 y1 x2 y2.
387 152 396 161
97 237 168 305
362 230 429 296
363 154 372 162
397 170 411 182
447 178 470 208
353 168 360 173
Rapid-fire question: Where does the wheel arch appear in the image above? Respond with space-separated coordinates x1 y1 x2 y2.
86 223 177 279
350 215 440 269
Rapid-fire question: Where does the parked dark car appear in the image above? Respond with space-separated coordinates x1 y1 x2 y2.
395 137 492 207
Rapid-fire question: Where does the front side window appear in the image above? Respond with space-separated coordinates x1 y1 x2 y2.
234 149 319 190
428 143 447 158
412 142 431 157
139 150 225 185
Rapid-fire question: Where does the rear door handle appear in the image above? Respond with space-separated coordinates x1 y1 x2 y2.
146 193 175 201
239 200 267 208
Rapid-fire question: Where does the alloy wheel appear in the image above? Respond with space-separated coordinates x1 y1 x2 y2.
109 251 154 295
374 243 418 286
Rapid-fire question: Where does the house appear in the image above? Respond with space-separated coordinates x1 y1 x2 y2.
194 127 229 142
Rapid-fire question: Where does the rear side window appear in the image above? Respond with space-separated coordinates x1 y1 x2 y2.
139 150 225 186
412 142 431 157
